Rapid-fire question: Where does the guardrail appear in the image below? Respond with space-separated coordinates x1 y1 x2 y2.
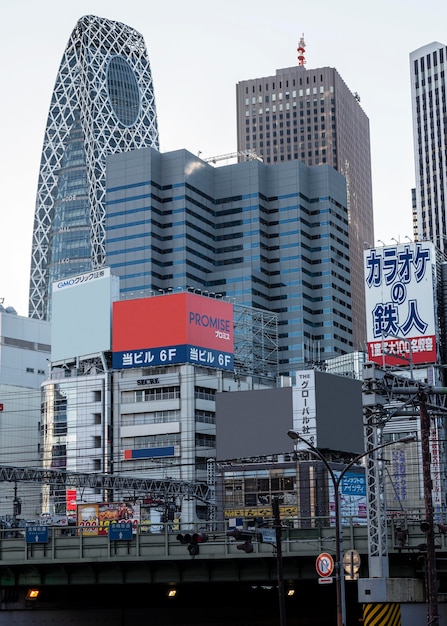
0 516 445 566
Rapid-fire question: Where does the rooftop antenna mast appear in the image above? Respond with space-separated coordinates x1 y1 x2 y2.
297 34 306 66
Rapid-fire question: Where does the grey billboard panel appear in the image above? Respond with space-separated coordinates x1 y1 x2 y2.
216 387 293 461
216 373 364 462
314 371 363 454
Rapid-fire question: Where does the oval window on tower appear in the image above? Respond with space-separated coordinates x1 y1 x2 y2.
106 56 140 126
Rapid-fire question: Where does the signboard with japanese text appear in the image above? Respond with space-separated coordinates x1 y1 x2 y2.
66 489 77 512
430 420 443 515
112 293 234 371
390 448 409 507
328 470 367 526
51 268 119 362
108 522 133 541
52 267 111 293
26 525 49 543
292 371 317 448
364 242 438 366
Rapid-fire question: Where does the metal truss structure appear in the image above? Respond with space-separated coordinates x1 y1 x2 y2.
362 360 447 624
29 15 159 320
0 465 214 505
232 303 279 381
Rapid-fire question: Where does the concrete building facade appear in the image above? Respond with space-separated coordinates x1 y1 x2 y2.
410 42 447 251
0 307 50 522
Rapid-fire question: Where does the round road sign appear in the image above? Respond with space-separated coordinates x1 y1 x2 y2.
343 549 361 579
316 552 334 577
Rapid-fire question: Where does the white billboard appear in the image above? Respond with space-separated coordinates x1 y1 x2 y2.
292 370 317 448
51 268 120 362
364 242 437 366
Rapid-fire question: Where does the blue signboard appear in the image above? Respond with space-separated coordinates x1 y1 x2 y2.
340 471 366 496
108 522 133 541
261 528 276 544
26 525 49 543
112 344 234 371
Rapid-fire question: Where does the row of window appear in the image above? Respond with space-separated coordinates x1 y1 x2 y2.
121 410 180 426
245 86 329 104
224 473 295 507
124 385 217 404
134 386 180 402
245 80 334 95
413 48 444 74
2 335 50 352
121 409 216 427
123 433 216 450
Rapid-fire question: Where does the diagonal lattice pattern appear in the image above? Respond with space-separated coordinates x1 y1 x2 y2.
28 15 159 320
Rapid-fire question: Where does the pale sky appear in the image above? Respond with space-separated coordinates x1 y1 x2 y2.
1 0 445 316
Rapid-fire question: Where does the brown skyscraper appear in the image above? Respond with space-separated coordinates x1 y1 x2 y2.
236 56 374 351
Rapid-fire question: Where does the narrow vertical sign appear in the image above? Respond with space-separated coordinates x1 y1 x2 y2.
292 371 317 448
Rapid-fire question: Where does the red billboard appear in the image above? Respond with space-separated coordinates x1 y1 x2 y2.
112 293 234 370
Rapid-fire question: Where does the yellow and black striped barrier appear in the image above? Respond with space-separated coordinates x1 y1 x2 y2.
363 602 401 626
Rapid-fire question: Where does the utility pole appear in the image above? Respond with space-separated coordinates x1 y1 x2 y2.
362 363 446 623
419 393 439 626
272 497 287 626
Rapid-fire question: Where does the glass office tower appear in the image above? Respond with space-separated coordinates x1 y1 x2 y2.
28 15 159 320
106 147 353 372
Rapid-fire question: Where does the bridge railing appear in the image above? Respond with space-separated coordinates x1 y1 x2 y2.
0 514 444 565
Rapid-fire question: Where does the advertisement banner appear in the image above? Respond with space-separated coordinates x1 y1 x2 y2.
329 470 367 526
112 293 234 371
77 501 140 536
364 242 437 366
66 489 77 512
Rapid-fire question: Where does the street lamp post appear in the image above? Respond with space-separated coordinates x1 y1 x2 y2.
287 429 415 626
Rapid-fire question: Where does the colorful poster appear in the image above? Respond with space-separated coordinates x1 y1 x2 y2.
77 501 140 536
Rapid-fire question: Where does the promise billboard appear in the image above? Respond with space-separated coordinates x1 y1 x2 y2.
112 293 234 371
364 241 438 366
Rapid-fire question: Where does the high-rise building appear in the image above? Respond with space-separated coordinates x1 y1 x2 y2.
28 15 159 321
235 59 374 350
410 42 447 252
106 146 353 373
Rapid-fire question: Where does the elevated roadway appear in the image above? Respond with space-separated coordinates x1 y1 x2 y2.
1 520 447 625
0 519 445 586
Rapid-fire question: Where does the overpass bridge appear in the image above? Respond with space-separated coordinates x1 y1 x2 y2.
0 517 447 625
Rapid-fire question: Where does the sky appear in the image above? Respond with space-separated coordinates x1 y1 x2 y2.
1 0 445 316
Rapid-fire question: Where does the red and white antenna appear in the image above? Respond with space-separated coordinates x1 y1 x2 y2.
297 34 306 66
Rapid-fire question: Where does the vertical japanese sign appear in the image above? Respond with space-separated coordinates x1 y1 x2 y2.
364 242 437 366
292 371 317 448
391 448 408 505
430 419 443 516
66 489 77 512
